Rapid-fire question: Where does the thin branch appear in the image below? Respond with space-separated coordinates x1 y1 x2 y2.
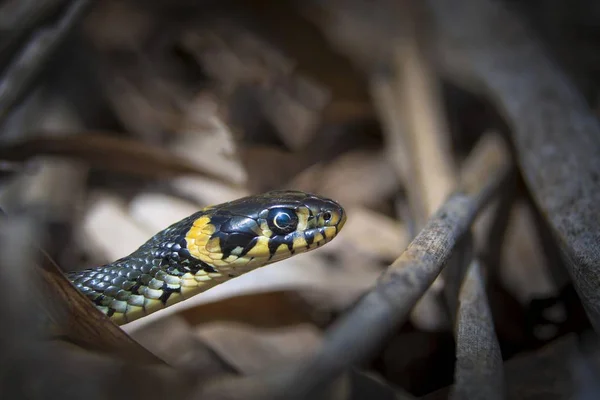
452 260 505 400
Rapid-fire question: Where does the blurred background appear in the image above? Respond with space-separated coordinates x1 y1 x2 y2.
0 0 599 399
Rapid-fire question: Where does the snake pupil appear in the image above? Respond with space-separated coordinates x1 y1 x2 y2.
275 213 291 227
267 208 298 235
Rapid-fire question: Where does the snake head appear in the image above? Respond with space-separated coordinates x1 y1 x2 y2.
185 190 346 271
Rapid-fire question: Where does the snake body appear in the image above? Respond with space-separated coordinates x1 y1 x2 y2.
67 191 346 325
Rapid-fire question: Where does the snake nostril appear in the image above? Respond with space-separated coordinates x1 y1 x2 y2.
323 211 332 222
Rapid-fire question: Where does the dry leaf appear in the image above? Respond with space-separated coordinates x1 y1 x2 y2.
193 322 322 374
290 150 399 208
172 94 247 185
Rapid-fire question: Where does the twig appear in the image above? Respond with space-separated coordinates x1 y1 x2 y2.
428 0 600 331
0 0 92 126
370 0 459 331
452 260 505 400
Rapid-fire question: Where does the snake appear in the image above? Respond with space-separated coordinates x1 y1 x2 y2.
67 190 346 325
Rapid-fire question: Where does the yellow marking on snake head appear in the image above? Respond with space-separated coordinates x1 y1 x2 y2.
245 236 270 257
259 220 273 238
187 226 203 238
212 259 231 267
230 246 244 256
293 235 308 248
193 216 211 228
313 232 324 244
206 237 221 252
296 207 310 230
186 215 221 265
323 226 336 240
229 257 252 268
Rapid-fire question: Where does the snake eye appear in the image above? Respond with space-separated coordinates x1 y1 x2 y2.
322 211 332 222
267 208 298 235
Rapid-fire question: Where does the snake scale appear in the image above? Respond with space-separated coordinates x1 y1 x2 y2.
67 191 346 325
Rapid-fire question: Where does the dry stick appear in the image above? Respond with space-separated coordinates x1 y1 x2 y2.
427 0 600 331
261 128 513 400
372 0 459 331
452 259 505 400
442 133 510 317
443 136 507 400
0 0 92 125
395 0 458 332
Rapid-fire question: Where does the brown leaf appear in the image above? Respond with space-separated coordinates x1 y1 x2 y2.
127 315 238 373
177 291 326 329
192 322 322 374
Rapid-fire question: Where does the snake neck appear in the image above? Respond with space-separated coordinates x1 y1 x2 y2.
66 211 237 325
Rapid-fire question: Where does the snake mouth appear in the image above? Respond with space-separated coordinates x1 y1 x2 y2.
337 208 347 232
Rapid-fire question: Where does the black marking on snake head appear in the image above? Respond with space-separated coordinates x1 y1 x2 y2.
318 227 327 245
214 230 255 259
106 308 115 317
268 236 281 258
220 215 260 235
267 235 294 258
305 230 315 246
242 236 259 257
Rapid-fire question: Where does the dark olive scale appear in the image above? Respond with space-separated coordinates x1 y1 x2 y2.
66 210 211 312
